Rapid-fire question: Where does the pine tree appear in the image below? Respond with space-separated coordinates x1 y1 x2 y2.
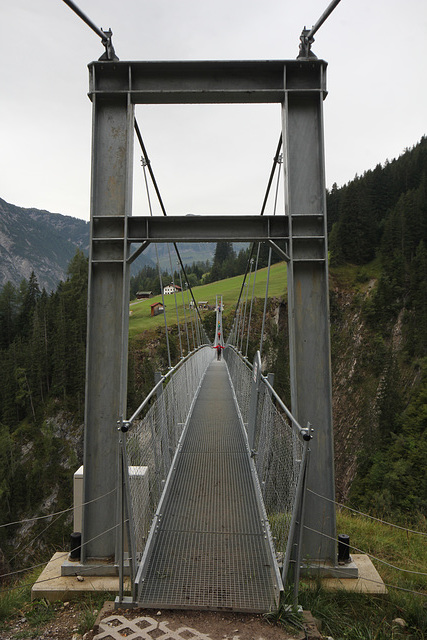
0 282 17 349
209 242 235 282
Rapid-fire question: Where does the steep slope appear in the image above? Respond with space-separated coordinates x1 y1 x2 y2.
0 198 89 291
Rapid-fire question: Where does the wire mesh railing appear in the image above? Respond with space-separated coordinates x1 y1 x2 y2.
223 345 311 600
118 346 214 580
223 344 252 426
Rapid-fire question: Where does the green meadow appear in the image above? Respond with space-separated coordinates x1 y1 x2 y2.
129 261 287 338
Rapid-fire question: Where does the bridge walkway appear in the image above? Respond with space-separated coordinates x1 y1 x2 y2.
136 359 282 612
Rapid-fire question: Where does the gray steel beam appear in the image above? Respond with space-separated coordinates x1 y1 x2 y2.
282 66 336 565
81 94 134 562
88 60 327 104
92 215 288 244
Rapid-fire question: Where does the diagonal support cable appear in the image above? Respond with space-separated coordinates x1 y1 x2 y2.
134 118 207 336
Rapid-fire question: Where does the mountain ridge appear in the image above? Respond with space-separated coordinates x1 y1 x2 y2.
0 198 90 291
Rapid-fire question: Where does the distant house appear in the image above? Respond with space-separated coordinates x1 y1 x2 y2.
163 283 182 295
150 302 164 317
136 291 152 299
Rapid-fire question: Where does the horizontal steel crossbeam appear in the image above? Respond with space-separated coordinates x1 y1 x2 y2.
93 214 288 243
88 60 327 104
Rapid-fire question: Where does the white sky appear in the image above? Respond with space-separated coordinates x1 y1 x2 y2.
1 0 426 222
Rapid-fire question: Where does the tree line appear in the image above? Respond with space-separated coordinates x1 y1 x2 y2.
328 136 427 357
129 241 284 299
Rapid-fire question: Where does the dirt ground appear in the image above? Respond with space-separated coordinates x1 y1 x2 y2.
97 606 308 640
0 602 319 640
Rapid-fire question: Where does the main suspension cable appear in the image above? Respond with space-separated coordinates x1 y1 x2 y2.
61 0 118 60
298 0 343 58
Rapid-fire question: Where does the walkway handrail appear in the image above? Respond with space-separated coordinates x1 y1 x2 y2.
123 344 211 428
260 375 311 441
224 344 312 441
223 342 312 604
117 345 214 606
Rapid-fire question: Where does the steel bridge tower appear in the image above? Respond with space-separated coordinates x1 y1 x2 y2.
73 57 340 576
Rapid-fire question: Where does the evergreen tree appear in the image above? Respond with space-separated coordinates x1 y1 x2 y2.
0 282 17 349
329 180 378 265
16 272 41 338
209 242 235 282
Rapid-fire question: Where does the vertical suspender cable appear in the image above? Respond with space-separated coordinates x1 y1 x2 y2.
167 245 183 358
239 284 247 352
259 247 272 359
186 285 196 350
245 244 261 357
239 259 253 353
177 265 190 353
259 153 282 358
141 159 172 368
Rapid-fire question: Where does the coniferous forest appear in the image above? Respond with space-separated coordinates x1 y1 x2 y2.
327 137 427 520
0 136 426 567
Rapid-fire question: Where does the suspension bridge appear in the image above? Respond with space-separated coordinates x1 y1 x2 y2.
113 298 311 611
56 0 353 613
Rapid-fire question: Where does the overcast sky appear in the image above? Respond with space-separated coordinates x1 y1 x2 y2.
1 0 426 222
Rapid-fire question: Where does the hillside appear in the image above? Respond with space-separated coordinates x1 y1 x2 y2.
0 198 90 291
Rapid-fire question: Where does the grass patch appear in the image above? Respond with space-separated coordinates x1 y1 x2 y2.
0 568 41 626
336 510 427 594
76 592 114 635
129 261 287 338
294 510 427 639
330 258 382 291
0 567 113 636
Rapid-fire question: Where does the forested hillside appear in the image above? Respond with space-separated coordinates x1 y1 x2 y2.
326 136 427 519
0 252 88 567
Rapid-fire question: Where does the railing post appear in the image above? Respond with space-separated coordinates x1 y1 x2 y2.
281 439 309 600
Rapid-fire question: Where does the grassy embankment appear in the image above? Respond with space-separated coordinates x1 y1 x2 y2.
128 261 287 338
295 509 427 639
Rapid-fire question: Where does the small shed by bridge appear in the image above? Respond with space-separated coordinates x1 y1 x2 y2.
136 291 152 299
150 302 164 317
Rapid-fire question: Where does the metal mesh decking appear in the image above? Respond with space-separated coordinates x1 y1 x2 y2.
136 360 281 612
